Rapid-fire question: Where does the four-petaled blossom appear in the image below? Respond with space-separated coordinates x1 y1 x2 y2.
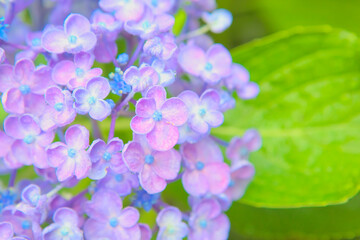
88 138 126 180
99 0 145 22
52 52 102 90
181 137 230 196
179 89 223 134
123 134 181 193
226 129 262 163
0 58 52 114
47 125 91 181
73 77 111 121
4 114 54 168
131 85 188 151
223 64 259 99
84 189 140 239
40 86 76 131
144 33 177 60
188 199 230 240
41 14 97 54
156 207 188 240
178 44 232 84
42 207 83 240
123 65 159 93
97 169 139 197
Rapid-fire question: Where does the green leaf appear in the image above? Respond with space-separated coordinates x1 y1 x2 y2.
173 9 187 36
213 26 360 207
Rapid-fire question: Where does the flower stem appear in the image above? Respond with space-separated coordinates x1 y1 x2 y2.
177 25 210 42
46 184 63 198
126 39 145 69
91 118 103 139
8 169 16 188
210 135 229 147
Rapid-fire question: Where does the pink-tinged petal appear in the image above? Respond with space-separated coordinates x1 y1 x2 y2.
74 52 93 70
86 68 103 78
52 60 76 85
139 224 152 240
155 14 174 32
114 0 145 22
204 110 224 127
135 98 156 118
122 141 145 173
0 131 13 157
107 138 124 153
85 189 123 219
118 207 139 228
182 170 208 196
130 116 155 134
203 163 230 194
36 131 55 147
147 121 179 151
89 139 106 163
14 59 35 84
89 99 111 121
41 30 67 53
32 144 50 168
110 153 127 173
161 98 188 126
156 207 182 227
133 134 153 155
4 115 25 139
47 142 68 167
232 161 255 180
11 140 33 165
244 129 262 151
87 77 110 99
0 64 14 92
138 66 159 92
94 39 118 63
123 66 140 86
24 93 47 116
4 151 23 169
53 207 79 226
79 32 97 52
209 214 230 240
189 115 209 134
200 89 221 110
99 0 120 12
145 85 166 109
31 66 52 94
65 14 91 35
152 149 180 180
73 88 91 114
0 222 13 239
65 125 89 150
74 150 91 179
139 164 166 194
45 86 64 106
2 88 25 114
57 158 76 182
178 45 206 76
178 90 200 107
194 199 221 219
237 82 259 100
18 114 41 135
207 44 232 77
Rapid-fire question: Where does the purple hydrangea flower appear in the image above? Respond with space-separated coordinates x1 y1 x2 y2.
88 138 127 180
73 77 111 121
139 223 152 240
177 122 203 144
99 0 145 22
178 89 223 134
223 64 259 99
218 89 235 112
223 161 255 201
123 65 159 93
178 44 232 84
125 10 175 39
4 114 54 169
156 206 188 240
40 86 76 131
52 52 102 90
123 134 181 193
131 86 188 151
42 207 83 240
143 33 177 60
83 189 141 239
188 199 230 240
181 137 230 196
202 9 233 33
97 169 139 196
47 125 91 181
0 221 27 240
144 0 175 15
132 189 160 211
0 58 52 114
151 59 176 87
226 129 262 163
41 14 97 54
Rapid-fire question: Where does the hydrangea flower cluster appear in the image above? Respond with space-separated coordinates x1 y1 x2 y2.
0 0 261 239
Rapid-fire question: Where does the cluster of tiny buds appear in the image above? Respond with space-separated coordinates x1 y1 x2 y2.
0 0 261 239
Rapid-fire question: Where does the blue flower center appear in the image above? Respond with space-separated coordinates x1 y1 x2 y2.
142 20 151 29
152 111 162 121
54 102 64 112
115 174 123 182
60 227 70 236
228 179 235 187
23 135 35 144
240 147 248 156
195 161 205 170
199 219 207 228
151 0 158 6
198 108 206 117
19 84 30 95
205 62 213 71
109 217 118 227
167 227 175 234
68 35 77 44
98 22 107 27
75 68 85 78
145 155 154 165
21 220 31 230
103 152 112 161
68 148 77 158
31 38 41 47
88 96 97 105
